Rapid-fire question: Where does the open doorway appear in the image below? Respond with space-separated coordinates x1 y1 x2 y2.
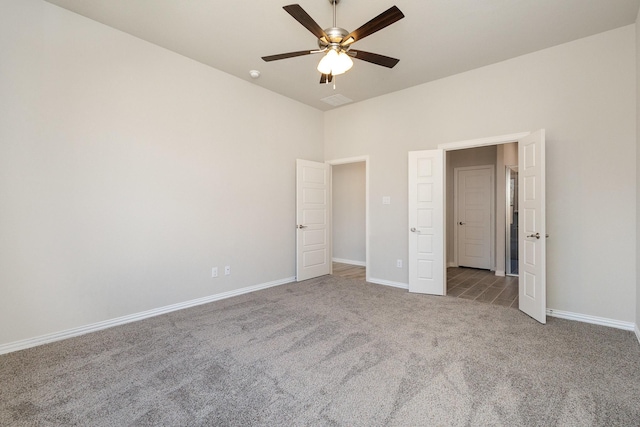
408 130 546 322
445 143 519 307
327 157 369 282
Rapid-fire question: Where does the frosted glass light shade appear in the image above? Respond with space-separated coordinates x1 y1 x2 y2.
317 49 337 74
334 51 353 75
317 50 353 76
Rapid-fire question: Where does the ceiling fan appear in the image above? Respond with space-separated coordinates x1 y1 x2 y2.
262 0 404 84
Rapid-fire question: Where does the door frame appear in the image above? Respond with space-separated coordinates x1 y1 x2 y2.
439 133 529 275
438 132 531 151
438 132 531 274
453 165 495 270
438 131 548 321
326 155 370 282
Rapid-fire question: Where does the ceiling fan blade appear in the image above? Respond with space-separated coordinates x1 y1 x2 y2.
349 50 400 68
283 4 329 42
320 73 333 84
341 5 404 46
262 50 314 62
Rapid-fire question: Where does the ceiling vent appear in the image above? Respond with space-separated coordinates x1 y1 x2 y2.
320 94 353 107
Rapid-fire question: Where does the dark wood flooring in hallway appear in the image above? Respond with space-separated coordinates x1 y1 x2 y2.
331 262 519 308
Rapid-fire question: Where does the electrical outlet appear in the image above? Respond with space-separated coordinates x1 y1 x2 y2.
396 259 403 268
224 266 231 275
212 267 218 278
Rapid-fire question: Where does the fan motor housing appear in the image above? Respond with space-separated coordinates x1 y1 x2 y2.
318 27 349 49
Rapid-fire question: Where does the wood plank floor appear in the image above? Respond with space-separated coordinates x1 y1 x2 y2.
332 262 366 280
332 262 518 309
447 267 519 308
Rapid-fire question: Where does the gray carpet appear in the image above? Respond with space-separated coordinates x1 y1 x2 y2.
2 275 640 426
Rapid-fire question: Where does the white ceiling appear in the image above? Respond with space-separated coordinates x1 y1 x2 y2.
44 0 640 111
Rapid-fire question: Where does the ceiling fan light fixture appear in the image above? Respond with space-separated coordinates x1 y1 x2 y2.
317 49 353 76
262 3 403 84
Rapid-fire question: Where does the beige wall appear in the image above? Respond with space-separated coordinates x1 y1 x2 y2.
325 25 637 323
0 0 323 346
332 162 366 264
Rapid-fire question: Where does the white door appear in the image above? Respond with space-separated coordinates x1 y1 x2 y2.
408 150 445 295
518 130 546 323
296 159 332 281
455 167 493 269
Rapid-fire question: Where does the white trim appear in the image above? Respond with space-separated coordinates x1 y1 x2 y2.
332 257 366 266
368 277 409 290
635 324 640 344
326 155 370 282
494 270 506 277
546 308 635 331
438 132 530 151
0 276 295 355
447 261 458 268
326 155 368 166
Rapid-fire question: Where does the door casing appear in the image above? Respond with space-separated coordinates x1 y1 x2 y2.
440 133 529 277
437 131 546 324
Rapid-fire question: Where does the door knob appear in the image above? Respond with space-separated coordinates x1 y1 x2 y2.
410 227 420 233
297 225 307 229
459 222 465 225
527 232 541 239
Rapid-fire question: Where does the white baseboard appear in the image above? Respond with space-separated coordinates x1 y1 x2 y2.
546 308 635 331
447 262 457 268
332 258 366 267
0 276 295 355
367 277 409 290
635 324 640 345
494 270 505 277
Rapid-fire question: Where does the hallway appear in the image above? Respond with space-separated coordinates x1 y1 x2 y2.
447 267 519 308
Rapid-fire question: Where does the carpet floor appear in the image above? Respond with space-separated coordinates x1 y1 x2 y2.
2 275 640 426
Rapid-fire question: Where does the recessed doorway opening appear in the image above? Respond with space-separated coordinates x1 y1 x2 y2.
408 130 546 323
445 144 517 307
327 156 369 282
